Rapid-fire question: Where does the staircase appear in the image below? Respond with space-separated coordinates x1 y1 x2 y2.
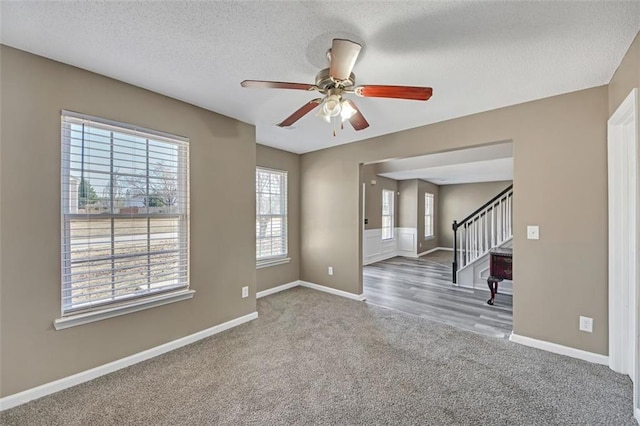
452 185 513 290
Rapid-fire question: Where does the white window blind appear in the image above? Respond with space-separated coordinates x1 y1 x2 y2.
382 189 394 240
256 168 288 261
425 192 434 238
61 111 189 315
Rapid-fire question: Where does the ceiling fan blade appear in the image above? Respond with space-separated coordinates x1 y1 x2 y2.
329 39 362 82
241 80 317 91
343 99 369 131
354 85 433 101
277 99 322 127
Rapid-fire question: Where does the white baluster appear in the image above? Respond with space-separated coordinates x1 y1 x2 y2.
491 204 495 248
484 209 489 253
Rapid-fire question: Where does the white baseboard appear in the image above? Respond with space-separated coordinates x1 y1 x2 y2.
0 311 259 411
417 246 453 257
299 281 366 301
509 332 608 365
256 281 299 298
256 280 365 302
363 252 397 266
635 407 639 423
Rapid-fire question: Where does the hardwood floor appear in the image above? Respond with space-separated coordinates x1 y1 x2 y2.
363 253 513 339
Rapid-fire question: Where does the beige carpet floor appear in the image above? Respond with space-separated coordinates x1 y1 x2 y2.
0 287 635 425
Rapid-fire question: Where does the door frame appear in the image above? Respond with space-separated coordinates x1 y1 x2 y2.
607 87 639 421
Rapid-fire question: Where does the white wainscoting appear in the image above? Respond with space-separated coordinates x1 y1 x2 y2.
363 228 397 265
364 228 426 265
396 227 417 257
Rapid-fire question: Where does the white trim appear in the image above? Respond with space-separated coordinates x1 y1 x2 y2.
396 227 418 257
509 332 608 365
635 407 639 423
299 281 366 301
256 281 299 298
363 228 399 265
53 290 196 330
1 311 258 411
256 257 291 269
62 109 189 142
417 246 451 257
257 280 366 301
607 88 639 418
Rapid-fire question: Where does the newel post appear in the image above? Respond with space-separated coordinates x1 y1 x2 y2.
452 220 458 284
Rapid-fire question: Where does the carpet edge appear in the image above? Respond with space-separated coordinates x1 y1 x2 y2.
0 311 259 411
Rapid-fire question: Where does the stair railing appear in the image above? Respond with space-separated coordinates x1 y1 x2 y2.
452 185 513 283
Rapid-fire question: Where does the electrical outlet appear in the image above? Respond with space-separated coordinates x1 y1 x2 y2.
242 286 248 298
527 225 540 240
328 266 334 276
419 242 422 248
579 316 593 333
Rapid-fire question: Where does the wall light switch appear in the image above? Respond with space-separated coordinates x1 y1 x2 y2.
328 266 334 276
527 225 540 240
242 286 249 298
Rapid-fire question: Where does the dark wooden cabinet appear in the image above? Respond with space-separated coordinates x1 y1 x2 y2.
487 248 512 305
490 248 513 280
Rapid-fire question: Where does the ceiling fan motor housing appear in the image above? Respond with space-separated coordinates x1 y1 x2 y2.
315 68 355 93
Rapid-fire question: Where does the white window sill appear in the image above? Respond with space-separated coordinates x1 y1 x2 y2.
382 238 395 242
256 257 291 269
53 289 195 330
425 236 435 240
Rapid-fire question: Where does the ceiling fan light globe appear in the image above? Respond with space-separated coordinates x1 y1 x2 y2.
340 100 357 121
315 108 331 123
323 95 342 117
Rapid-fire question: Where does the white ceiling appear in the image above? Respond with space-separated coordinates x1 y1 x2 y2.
377 142 513 185
1 2 639 154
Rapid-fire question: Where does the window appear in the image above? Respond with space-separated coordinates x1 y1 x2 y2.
425 192 434 238
256 168 288 265
382 189 394 240
60 111 190 323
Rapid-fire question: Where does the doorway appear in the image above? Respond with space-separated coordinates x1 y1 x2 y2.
607 88 639 421
360 143 515 339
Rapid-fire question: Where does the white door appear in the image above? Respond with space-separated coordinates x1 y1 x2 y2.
607 88 639 421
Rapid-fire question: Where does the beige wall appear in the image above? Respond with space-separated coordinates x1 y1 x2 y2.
361 164 399 230
0 46 257 397
398 180 417 228
301 85 609 355
255 144 300 292
416 180 440 252
398 179 440 251
439 181 513 248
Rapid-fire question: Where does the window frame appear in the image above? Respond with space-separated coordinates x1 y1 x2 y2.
56 111 192 330
256 167 289 268
425 192 435 239
382 189 395 241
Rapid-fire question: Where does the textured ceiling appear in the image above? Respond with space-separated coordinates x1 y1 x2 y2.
2 1 639 154
377 142 513 185
379 158 513 185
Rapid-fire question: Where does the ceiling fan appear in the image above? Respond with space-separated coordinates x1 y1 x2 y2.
240 38 433 134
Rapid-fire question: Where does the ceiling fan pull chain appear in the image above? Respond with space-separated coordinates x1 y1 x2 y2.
332 115 340 137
